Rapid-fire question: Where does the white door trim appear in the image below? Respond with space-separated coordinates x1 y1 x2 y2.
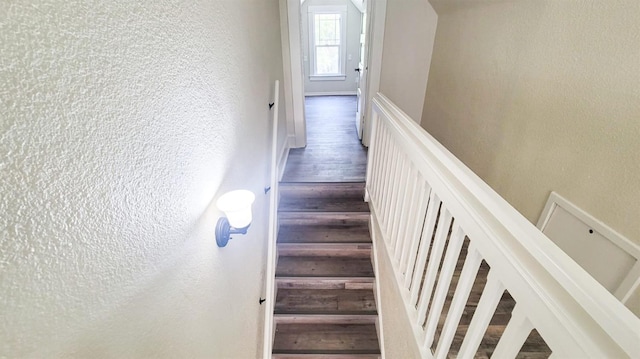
361 0 386 147
280 0 307 148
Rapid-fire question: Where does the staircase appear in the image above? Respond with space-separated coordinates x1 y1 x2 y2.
271 182 381 358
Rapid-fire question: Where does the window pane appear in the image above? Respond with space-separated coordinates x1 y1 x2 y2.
316 46 339 74
315 14 341 46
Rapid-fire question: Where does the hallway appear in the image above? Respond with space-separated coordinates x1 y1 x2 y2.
282 96 368 182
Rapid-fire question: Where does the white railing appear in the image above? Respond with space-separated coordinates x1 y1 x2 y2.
262 80 280 359
365 93 640 358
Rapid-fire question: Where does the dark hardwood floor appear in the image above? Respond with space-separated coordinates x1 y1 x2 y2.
272 182 380 356
282 96 368 182
275 109 377 357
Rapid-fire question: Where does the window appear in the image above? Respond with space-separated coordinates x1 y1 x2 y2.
308 6 347 80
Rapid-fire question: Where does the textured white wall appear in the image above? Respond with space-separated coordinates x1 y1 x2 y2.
0 0 285 357
379 0 438 121
422 0 640 316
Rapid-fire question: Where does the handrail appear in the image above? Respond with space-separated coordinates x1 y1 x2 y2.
262 80 280 359
366 93 640 358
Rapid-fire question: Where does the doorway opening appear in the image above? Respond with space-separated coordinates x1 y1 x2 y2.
282 0 384 150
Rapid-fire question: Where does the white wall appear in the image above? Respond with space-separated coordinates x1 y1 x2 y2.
373 223 422 358
378 0 437 121
0 0 285 357
302 0 362 95
422 0 640 316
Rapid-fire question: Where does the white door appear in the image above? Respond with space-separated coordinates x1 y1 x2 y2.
355 0 369 141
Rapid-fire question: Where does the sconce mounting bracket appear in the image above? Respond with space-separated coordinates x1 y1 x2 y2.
216 218 250 247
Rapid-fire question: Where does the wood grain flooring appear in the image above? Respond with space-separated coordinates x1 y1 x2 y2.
273 323 379 354
276 256 374 278
275 289 376 314
279 182 369 212
272 178 380 356
277 221 371 244
282 96 368 182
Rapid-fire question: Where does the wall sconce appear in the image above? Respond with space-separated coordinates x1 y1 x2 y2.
215 189 255 247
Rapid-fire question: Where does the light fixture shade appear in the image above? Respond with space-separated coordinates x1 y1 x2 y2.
216 190 255 229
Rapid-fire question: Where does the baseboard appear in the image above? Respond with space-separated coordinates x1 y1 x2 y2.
369 213 387 359
277 140 290 182
287 134 299 149
304 91 357 97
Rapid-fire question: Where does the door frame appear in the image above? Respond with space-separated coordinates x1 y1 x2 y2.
280 0 307 148
355 0 368 141
280 0 386 148
361 0 385 147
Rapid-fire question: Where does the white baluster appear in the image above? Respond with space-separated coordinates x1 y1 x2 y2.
389 155 407 255
371 126 383 208
416 209 453 328
366 115 382 202
403 183 432 289
410 194 442 307
423 224 466 347
393 161 413 263
381 140 398 240
432 243 483 358
457 270 505 358
398 173 422 273
377 129 392 233
490 305 533 359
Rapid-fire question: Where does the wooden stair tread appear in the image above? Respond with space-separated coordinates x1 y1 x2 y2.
279 182 368 212
278 243 372 258
278 223 371 243
279 182 366 197
271 179 379 357
275 288 376 314
276 277 375 290
272 349 380 359
273 354 380 359
273 323 380 353
274 314 377 324
273 351 380 357
276 256 374 277
279 212 370 225
279 198 369 213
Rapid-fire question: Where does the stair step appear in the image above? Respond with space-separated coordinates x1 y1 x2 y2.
279 182 368 212
278 243 371 258
279 182 366 198
271 350 381 359
278 220 370 244
272 180 380 357
279 198 369 212
273 350 380 357
276 277 374 290
275 288 376 314
273 354 380 359
273 322 380 354
276 256 374 277
274 314 378 324
279 212 370 225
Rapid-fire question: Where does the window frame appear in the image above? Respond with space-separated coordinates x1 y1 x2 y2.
308 5 348 81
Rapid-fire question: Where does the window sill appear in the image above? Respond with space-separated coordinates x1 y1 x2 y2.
310 75 347 81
